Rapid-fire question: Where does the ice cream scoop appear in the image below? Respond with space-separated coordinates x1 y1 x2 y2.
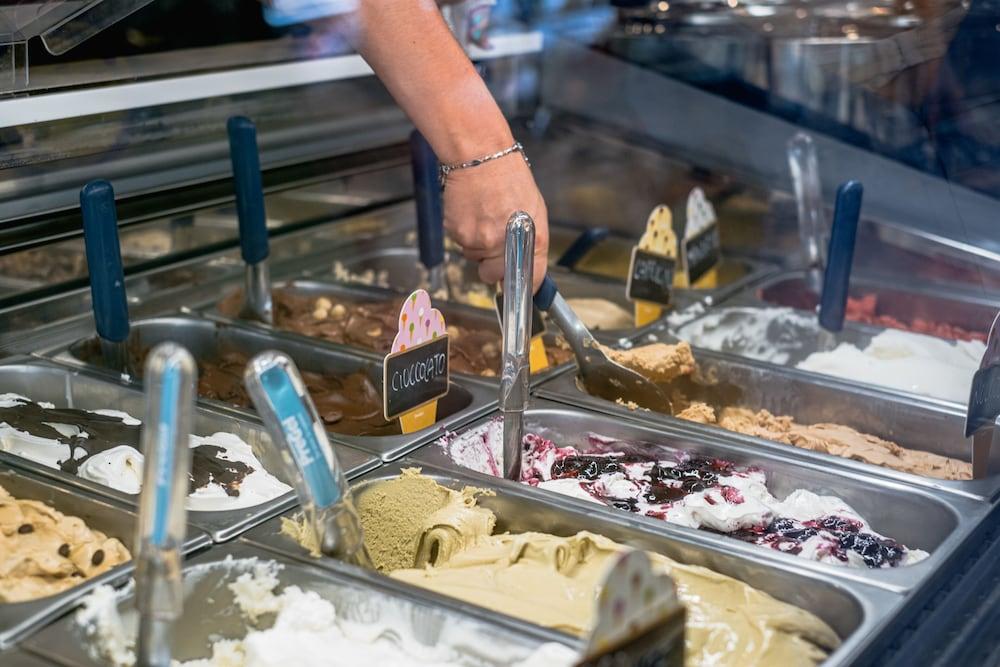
534 275 673 413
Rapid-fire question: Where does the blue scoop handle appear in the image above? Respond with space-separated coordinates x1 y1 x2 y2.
534 274 558 311
227 116 269 266
819 180 863 333
556 227 609 268
81 180 129 343
410 130 445 270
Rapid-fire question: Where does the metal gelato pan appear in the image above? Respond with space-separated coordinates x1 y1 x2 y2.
0 357 378 542
536 348 996 500
0 465 210 650
24 541 577 667
207 279 574 386
414 401 984 594
319 242 703 344
243 460 902 667
547 225 777 303
59 315 495 462
755 269 998 342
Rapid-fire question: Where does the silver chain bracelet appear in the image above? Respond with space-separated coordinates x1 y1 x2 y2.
438 141 530 189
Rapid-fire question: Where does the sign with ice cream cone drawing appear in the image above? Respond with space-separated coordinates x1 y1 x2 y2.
627 205 678 327
677 187 721 289
384 289 450 433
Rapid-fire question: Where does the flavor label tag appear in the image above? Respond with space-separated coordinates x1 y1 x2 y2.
627 247 676 306
680 188 721 286
150 360 181 547
384 290 450 427
966 364 1000 437
628 206 678 321
260 365 341 509
579 550 685 667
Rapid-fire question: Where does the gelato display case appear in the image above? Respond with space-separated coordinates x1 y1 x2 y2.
1 0 1000 665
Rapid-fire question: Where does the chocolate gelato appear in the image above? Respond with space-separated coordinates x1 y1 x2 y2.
221 288 573 377
0 484 130 603
603 342 972 480
195 352 397 437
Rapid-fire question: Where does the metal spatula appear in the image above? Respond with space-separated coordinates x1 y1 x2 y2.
817 180 863 351
966 311 1000 479
227 116 273 324
410 130 448 297
534 275 673 413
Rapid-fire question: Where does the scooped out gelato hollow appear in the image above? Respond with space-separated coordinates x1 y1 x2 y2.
0 484 131 603
599 342 972 480
283 469 840 667
0 394 291 511
439 422 929 568
77 558 576 667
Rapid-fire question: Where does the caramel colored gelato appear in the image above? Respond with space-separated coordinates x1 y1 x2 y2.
0 484 131 603
220 289 573 377
281 469 840 667
605 342 972 480
603 342 697 384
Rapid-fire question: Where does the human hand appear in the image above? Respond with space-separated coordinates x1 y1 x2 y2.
442 154 549 292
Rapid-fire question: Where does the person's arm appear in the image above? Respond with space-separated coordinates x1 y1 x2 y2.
352 0 548 289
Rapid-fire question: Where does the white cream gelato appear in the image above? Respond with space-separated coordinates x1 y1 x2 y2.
797 329 983 403
78 558 579 667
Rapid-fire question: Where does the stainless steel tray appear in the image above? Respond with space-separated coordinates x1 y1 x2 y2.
24 541 576 667
537 349 997 500
0 464 210 650
319 241 703 345
206 279 574 387
0 648 57 666
663 285 982 410
0 357 379 542
411 401 986 594
242 460 902 667
755 269 999 342
56 314 495 462
546 226 778 304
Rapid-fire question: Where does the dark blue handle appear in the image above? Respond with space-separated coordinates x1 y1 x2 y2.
81 180 129 343
410 130 445 270
227 116 269 265
534 274 558 311
819 180 863 333
556 227 609 268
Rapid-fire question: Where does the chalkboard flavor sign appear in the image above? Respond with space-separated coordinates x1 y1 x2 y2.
680 188 721 287
626 247 676 306
383 290 450 432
